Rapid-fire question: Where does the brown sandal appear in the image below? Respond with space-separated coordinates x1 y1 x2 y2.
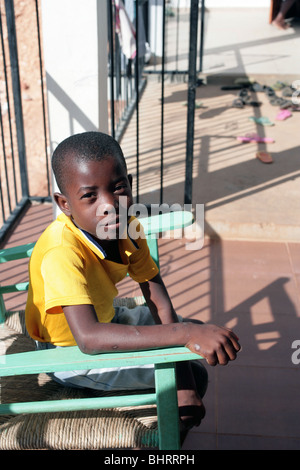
256 151 273 164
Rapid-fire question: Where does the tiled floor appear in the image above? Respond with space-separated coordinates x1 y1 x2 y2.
158 234 300 450
1 202 300 450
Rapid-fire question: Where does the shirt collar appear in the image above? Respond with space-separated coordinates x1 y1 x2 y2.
58 213 140 260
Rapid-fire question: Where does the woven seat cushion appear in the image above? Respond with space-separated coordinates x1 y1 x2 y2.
0 311 159 450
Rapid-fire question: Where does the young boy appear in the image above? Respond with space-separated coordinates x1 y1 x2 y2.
25 131 240 432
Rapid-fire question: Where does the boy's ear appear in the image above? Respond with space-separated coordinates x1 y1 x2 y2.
128 173 133 188
54 192 71 216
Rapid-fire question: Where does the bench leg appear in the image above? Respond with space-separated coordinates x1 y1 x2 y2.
154 362 180 450
0 294 6 324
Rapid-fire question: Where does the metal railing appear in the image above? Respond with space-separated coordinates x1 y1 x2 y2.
0 0 205 242
0 0 51 242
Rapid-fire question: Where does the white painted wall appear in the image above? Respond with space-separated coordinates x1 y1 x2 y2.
41 0 108 149
41 0 109 216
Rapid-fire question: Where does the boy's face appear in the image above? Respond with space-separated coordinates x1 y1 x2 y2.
54 156 133 241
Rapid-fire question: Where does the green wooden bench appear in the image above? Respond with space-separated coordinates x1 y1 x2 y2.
0 210 202 450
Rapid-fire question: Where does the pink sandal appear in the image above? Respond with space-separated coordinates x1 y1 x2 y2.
237 133 274 143
275 109 292 121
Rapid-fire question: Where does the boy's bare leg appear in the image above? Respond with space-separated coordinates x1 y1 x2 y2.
272 11 289 29
176 362 206 431
176 318 208 431
272 0 296 29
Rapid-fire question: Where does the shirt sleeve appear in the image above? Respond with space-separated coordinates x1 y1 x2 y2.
41 246 93 312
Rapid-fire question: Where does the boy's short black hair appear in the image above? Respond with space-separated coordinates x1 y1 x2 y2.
52 131 127 194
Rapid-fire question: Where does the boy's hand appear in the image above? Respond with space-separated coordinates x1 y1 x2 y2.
185 323 241 366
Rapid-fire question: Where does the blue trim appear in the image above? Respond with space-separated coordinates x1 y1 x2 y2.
77 221 140 257
128 233 139 250
80 229 107 258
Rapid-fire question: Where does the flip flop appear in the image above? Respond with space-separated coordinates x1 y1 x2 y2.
264 86 276 97
183 100 204 108
269 97 285 106
271 81 290 91
232 89 261 108
256 151 273 164
237 133 274 143
249 116 274 126
221 85 243 90
232 98 244 108
234 77 255 86
281 86 294 97
275 109 292 121
251 83 264 92
279 99 293 109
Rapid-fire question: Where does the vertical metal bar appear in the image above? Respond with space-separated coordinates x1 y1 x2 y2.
115 34 121 122
0 4 18 205
135 0 139 202
0 101 11 213
184 0 199 205
35 0 50 196
199 0 205 72
175 0 180 73
0 107 6 220
4 0 29 198
160 0 165 204
108 0 115 139
153 0 158 70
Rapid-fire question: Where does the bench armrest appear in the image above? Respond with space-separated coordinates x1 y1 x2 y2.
0 345 201 377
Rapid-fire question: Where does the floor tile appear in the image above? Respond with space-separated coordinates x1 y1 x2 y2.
288 243 300 274
3 203 53 247
217 434 300 450
216 365 300 439
215 270 300 318
228 311 300 368
216 240 293 276
181 431 217 450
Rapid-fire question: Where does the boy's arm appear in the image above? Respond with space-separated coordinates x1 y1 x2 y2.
62 298 240 365
139 273 178 324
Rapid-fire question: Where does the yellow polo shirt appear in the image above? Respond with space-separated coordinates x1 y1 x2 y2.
25 213 159 346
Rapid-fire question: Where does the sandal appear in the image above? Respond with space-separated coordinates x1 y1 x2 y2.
271 81 290 91
221 85 243 90
275 109 292 121
264 86 276 97
256 151 273 164
269 97 285 106
251 83 265 92
237 133 274 143
234 77 255 87
279 99 293 109
232 98 244 108
249 116 274 126
281 86 294 97
232 89 261 108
